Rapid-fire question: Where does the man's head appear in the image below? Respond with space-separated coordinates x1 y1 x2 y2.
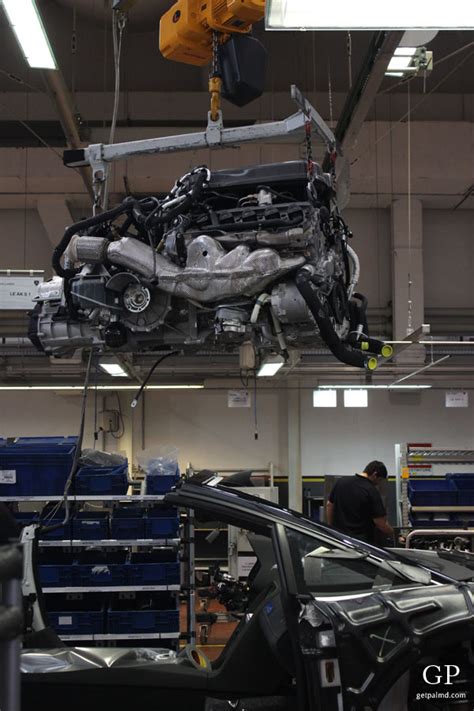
364 460 388 485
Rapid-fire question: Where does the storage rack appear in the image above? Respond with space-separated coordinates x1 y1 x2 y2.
395 444 474 528
0 437 184 647
0 544 22 711
27 494 181 646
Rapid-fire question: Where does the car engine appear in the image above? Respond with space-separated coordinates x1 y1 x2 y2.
29 160 388 369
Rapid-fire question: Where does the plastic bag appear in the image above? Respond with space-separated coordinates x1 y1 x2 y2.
137 445 179 476
79 449 127 468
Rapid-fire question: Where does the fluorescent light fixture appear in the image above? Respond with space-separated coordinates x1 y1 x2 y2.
318 384 431 390
2 0 57 69
420 341 474 345
0 385 204 391
265 0 474 29
387 48 417 72
99 360 128 378
385 72 404 78
344 389 368 408
257 354 285 377
313 389 337 408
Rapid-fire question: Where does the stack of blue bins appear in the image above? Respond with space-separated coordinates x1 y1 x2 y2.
0 436 77 496
408 478 461 528
5 435 180 641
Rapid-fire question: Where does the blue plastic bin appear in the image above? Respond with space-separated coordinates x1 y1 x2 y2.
0 436 77 496
111 507 147 540
46 594 105 635
74 551 128 587
74 462 129 495
127 554 180 586
451 479 474 506
409 516 463 528
108 607 179 634
16 512 72 540
407 479 457 506
145 509 179 539
146 472 179 495
38 552 76 587
73 512 109 540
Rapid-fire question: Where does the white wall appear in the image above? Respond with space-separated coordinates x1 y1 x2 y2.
0 388 286 474
301 389 474 477
0 210 52 277
1 387 474 479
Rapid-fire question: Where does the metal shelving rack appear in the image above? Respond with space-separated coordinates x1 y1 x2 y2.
395 444 474 528
17 493 182 647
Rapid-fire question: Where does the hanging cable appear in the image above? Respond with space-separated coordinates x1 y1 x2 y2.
41 350 95 532
347 32 353 89
406 82 413 335
110 391 125 439
327 58 334 126
253 371 258 441
103 10 127 210
130 350 180 408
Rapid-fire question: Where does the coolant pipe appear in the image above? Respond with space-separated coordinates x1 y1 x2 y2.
295 268 377 371
349 335 394 358
270 308 288 358
250 294 270 323
346 243 360 300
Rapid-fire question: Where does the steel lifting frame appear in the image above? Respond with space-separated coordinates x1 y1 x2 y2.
63 85 340 209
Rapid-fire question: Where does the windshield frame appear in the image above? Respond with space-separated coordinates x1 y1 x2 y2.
165 481 456 587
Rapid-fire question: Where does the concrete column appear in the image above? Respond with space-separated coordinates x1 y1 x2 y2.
391 198 425 360
287 382 302 512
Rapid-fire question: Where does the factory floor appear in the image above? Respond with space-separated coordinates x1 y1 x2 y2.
180 599 238 661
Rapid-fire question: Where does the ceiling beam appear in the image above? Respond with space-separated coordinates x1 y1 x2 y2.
335 31 405 157
42 70 93 201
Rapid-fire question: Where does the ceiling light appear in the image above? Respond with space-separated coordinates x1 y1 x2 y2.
99 360 128 378
265 0 474 29
420 341 474 345
387 48 417 72
257 354 285 377
2 0 57 69
313 389 337 408
344 389 368 408
319 384 432 390
0 385 204 391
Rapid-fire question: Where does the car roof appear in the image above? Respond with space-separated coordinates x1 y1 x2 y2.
165 479 397 560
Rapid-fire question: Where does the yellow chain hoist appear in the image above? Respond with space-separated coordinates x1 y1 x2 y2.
159 0 265 119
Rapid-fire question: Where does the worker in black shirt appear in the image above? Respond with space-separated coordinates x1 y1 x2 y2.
326 461 394 544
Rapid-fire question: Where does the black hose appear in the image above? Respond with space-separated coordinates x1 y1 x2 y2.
39 349 95 535
130 350 181 409
52 201 131 278
145 171 208 229
295 269 376 370
349 335 392 357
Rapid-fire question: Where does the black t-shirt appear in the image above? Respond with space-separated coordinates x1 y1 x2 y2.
328 474 386 543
